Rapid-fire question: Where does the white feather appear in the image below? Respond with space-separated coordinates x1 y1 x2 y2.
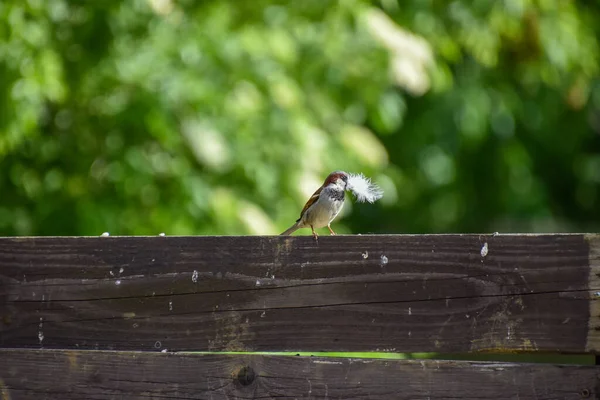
347 173 383 203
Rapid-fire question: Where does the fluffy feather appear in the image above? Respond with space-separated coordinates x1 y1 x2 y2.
347 173 383 203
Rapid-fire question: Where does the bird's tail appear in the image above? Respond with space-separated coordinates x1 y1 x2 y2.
280 221 302 236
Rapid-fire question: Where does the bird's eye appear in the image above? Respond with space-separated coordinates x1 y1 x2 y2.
342 175 348 182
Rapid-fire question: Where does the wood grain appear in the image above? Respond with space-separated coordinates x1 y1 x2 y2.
0 349 597 400
587 234 600 352
1 234 598 353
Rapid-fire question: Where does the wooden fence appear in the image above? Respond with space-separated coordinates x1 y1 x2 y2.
0 234 599 399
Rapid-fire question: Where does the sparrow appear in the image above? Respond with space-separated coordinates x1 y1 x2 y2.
280 171 348 239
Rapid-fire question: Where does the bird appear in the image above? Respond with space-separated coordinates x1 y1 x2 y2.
280 171 348 239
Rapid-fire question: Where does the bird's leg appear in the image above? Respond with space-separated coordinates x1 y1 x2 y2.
311 225 318 241
327 224 336 235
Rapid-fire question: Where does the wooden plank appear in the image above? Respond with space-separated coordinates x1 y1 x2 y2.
0 349 597 399
1 234 599 353
588 234 600 352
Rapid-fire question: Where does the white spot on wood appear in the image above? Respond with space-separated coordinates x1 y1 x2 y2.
192 270 199 283
480 242 489 257
109 271 114 276
562 317 571 324
255 279 261 286
38 317 44 345
380 255 388 266
362 251 369 259
115 279 121 286
101 232 110 237
408 307 412 315
119 267 124 274
260 310 266 318
154 341 162 349
312 360 343 365
169 301 173 311
132 323 139 328
161 349 168 353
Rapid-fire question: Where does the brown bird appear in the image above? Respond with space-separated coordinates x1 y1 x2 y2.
280 171 348 239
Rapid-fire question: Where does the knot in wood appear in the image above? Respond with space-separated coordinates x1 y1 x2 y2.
236 366 255 386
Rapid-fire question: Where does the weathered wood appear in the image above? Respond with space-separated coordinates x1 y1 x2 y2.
588 235 600 352
0 349 597 399
1 234 599 353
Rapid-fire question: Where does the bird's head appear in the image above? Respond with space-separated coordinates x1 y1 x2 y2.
323 170 348 191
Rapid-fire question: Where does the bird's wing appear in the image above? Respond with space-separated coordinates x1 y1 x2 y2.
296 186 322 222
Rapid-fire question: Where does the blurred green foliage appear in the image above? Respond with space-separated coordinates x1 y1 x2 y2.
0 0 599 236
